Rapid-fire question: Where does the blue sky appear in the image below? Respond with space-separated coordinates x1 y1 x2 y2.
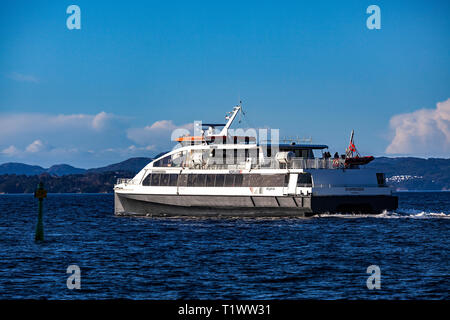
0 0 449 168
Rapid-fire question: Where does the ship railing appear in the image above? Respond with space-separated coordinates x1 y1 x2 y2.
203 163 249 170
259 158 342 169
196 157 255 170
295 158 342 169
176 157 345 170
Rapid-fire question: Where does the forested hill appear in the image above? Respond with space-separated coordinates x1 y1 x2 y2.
0 157 153 193
0 157 153 176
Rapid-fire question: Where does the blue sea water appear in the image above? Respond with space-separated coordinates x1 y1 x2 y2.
0 192 448 300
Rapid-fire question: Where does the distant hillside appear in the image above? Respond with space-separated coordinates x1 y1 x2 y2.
0 171 133 193
366 157 450 190
0 157 156 193
88 157 153 174
47 164 86 176
0 157 154 176
0 162 86 176
0 163 46 175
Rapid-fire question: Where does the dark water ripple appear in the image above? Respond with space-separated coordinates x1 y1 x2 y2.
0 192 448 299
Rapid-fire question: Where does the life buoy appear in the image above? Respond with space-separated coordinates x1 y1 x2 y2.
333 159 339 167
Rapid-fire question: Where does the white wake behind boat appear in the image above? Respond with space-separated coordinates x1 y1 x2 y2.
114 104 397 217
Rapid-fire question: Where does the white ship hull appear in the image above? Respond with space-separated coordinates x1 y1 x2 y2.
114 192 397 217
114 169 397 217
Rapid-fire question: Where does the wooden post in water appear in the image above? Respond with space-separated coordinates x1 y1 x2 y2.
34 182 47 242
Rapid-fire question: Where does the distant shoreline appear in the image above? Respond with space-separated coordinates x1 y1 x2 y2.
0 192 113 195
395 190 450 193
1 157 449 192
1 190 449 195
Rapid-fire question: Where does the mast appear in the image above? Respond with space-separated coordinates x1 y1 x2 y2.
219 103 241 136
349 130 354 148
346 129 356 158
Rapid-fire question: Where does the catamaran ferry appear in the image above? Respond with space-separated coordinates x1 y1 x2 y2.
114 104 397 217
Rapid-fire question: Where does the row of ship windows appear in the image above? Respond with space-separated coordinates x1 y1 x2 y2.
142 173 312 187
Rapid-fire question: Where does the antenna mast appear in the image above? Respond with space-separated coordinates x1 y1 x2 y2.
219 103 242 136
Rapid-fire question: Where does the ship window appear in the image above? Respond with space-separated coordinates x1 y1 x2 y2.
169 174 178 186
151 173 161 186
153 155 172 167
250 174 261 186
376 173 386 186
235 174 243 187
260 175 269 187
196 174 206 187
215 174 225 187
143 173 152 186
260 174 285 187
243 174 287 187
178 174 188 187
267 147 272 157
187 174 197 187
224 174 235 187
206 174 215 187
297 173 312 187
242 174 251 187
160 174 169 186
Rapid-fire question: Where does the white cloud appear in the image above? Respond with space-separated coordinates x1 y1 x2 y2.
127 120 193 147
0 111 196 167
0 112 132 167
92 111 115 130
386 98 450 156
7 72 39 83
25 140 46 153
0 111 122 146
101 145 156 155
1 145 19 156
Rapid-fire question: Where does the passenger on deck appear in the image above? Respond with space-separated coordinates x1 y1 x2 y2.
334 152 339 159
